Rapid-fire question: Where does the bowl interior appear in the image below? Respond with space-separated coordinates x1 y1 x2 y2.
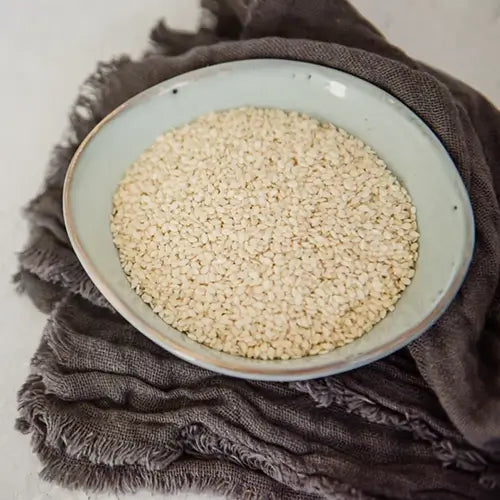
64 59 474 380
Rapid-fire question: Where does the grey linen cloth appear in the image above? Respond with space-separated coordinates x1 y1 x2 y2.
15 0 500 498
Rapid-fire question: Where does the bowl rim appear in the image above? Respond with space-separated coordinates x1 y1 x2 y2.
63 59 475 381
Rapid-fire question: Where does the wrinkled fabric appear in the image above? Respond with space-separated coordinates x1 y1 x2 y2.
15 1 500 498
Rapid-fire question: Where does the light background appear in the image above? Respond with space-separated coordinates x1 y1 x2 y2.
0 1 498 498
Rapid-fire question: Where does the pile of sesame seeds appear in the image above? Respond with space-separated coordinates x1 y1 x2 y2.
111 108 418 360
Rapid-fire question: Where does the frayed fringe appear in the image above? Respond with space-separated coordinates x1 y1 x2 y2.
23 323 365 499
34 443 273 499
293 378 497 488
58 58 133 156
18 317 363 499
180 423 368 500
35 410 182 471
18 244 110 310
39 57 133 191
18 352 183 470
17 369 320 499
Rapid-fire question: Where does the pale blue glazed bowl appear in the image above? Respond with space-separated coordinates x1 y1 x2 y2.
63 59 474 381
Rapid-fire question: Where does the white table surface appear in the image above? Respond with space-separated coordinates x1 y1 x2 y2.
0 1 498 498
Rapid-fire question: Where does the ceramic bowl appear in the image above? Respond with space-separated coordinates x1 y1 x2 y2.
63 59 474 381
